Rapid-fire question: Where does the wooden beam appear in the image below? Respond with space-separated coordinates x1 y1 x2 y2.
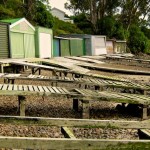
61 127 76 139
18 96 26 116
0 116 150 129
0 137 150 149
73 99 79 111
81 100 90 119
138 129 150 139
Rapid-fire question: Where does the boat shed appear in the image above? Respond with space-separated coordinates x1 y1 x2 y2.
0 22 10 58
35 26 53 58
1 18 35 58
106 40 114 54
59 34 107 56
114 40 127 53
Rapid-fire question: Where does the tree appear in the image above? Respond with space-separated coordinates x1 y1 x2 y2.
0 0 25 19
65 0 120 33
128 25 150 54
73 13 93 34
33 0 54 28
119 0 150 31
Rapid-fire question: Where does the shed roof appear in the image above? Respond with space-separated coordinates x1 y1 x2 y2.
0 18 35 31
0 18 22 24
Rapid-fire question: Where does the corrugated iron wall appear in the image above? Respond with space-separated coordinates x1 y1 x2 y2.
0 23 10 58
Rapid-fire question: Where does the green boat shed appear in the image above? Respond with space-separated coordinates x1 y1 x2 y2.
1 18 35 58
35 26 53 58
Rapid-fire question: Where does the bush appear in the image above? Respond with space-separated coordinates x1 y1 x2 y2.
128 25 150 54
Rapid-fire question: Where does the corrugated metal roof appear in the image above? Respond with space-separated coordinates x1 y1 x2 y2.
0 18 22 24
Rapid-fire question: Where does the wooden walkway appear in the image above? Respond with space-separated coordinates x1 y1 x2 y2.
0 83 149 119
0 115 149 149
1 73 149 94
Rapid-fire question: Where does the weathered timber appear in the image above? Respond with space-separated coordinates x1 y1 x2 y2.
61 127 76 139
18 96 26 116
0 115 150 129
138 129 150 139
82 100 90 119
0 137 150 149
73 99 79 111
142 105 148 120
0 84 150 106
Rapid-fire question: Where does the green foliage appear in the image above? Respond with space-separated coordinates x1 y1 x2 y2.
128 25 150 54
141 26 150 39
33 0 54 28
0 0 24 19
52 17 83 36
73 13 93 34
97 16 128 40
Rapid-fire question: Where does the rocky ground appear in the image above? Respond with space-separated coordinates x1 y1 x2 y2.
0 56 150 141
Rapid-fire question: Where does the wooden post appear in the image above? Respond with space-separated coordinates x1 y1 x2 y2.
31 68 34 74
95 86 100 90
85 85 88 89
64 72 68 77
81 100 90 119
4 78 8 84
39 68 41 75
73 99 79 111
0 65 4 73
142 105 148 120
52 70 57 76
18 96 26 116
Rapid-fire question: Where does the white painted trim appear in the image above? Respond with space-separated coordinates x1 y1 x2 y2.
10 18 35 31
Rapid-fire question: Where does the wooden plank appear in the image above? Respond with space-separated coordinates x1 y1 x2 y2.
57 87 67 94
13 85 18 91
61 88 70 94
47 86 55 93
138 129 150 139
52 87 61 94
33 85 39 92
0 115 150 129
18 85 23 91
61 127 76 139
42 86 50 93
1 84 8 90
28 85 34 92
37 86 45 92
0 137 150 149
23 85 28 91
0 84 3 90
7 84 13 91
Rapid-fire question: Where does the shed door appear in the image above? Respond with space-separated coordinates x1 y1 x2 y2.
24 34 35 58
39 33 51 58
0 24 9 58
60 40 70 56
53 39 60 57
94 37 107 55
70 39 83 56
11 32 24 58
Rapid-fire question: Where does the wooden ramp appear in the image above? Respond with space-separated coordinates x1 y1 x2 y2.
65 56 104 64
0 83 149 119
2 73 150 93
80 63 150 75
0 116 149 149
